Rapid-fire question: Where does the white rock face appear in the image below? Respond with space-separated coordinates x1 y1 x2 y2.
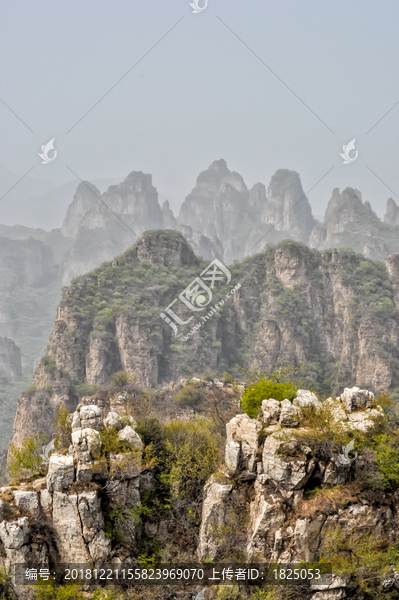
40 488 53 514
72 405 103 431
13 491 40 518
118 426 143 450
340 387 374 412
225 414 262 472
0 517 29 549
104 411 122 430
71 427 101 454
197 478 233 559
47 454 75 492
324 397 348 423
246 480 285 559
293 514 326 562
78 491 111 561
52 492 91 562
293 389 321 410
279 399 300 427
261 399 281 423
262 433 316 490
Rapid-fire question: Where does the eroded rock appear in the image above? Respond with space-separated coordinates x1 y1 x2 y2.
46 454 75 492
225 414 261 472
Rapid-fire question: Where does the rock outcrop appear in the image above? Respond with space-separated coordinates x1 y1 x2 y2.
197 388 395 600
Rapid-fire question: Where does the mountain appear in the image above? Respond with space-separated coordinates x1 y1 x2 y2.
10 230 399 447
0 165 122 230
309 188 399 260
60 172 224 285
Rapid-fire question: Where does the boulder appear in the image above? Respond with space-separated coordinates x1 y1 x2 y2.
109 451 141 479
261 399 280 424
72 405 103 432
279 399 300 427
104 411 123 431
225 414 262 472
0 500 4 521
323 455 351 485
348 407 383 432
46 454 75 492
118 426 143 450
13 491 40 518
71 427 101 457
340 387 374 412
262 433 316 490
0 517 29 549
293 389 321 410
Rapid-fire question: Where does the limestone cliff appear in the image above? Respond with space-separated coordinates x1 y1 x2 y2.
10 230 399 447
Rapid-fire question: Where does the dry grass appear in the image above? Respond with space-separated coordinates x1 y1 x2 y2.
296 481 362 518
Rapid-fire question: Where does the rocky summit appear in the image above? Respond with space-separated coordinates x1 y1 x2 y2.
2 383 399 599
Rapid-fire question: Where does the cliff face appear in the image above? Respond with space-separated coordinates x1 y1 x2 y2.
10 230 399 447
0 338 21 383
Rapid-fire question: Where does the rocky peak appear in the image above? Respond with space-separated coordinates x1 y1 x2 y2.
263 169 316 241
161 199 177 229
61 181 100 238
384 197 399 226
133 230 199 267
249 182 267 211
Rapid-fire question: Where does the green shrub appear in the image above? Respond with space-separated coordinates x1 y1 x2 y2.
7 434 49 480
241 380 298 418
54 405 72 452
74 383 103 397
26 384 37 396
223 372 233 383
159 419 221 501
41 355 57 375
111 371 132 387
173 385 202 407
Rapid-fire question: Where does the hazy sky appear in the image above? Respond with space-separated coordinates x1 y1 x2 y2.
1 0 399 223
